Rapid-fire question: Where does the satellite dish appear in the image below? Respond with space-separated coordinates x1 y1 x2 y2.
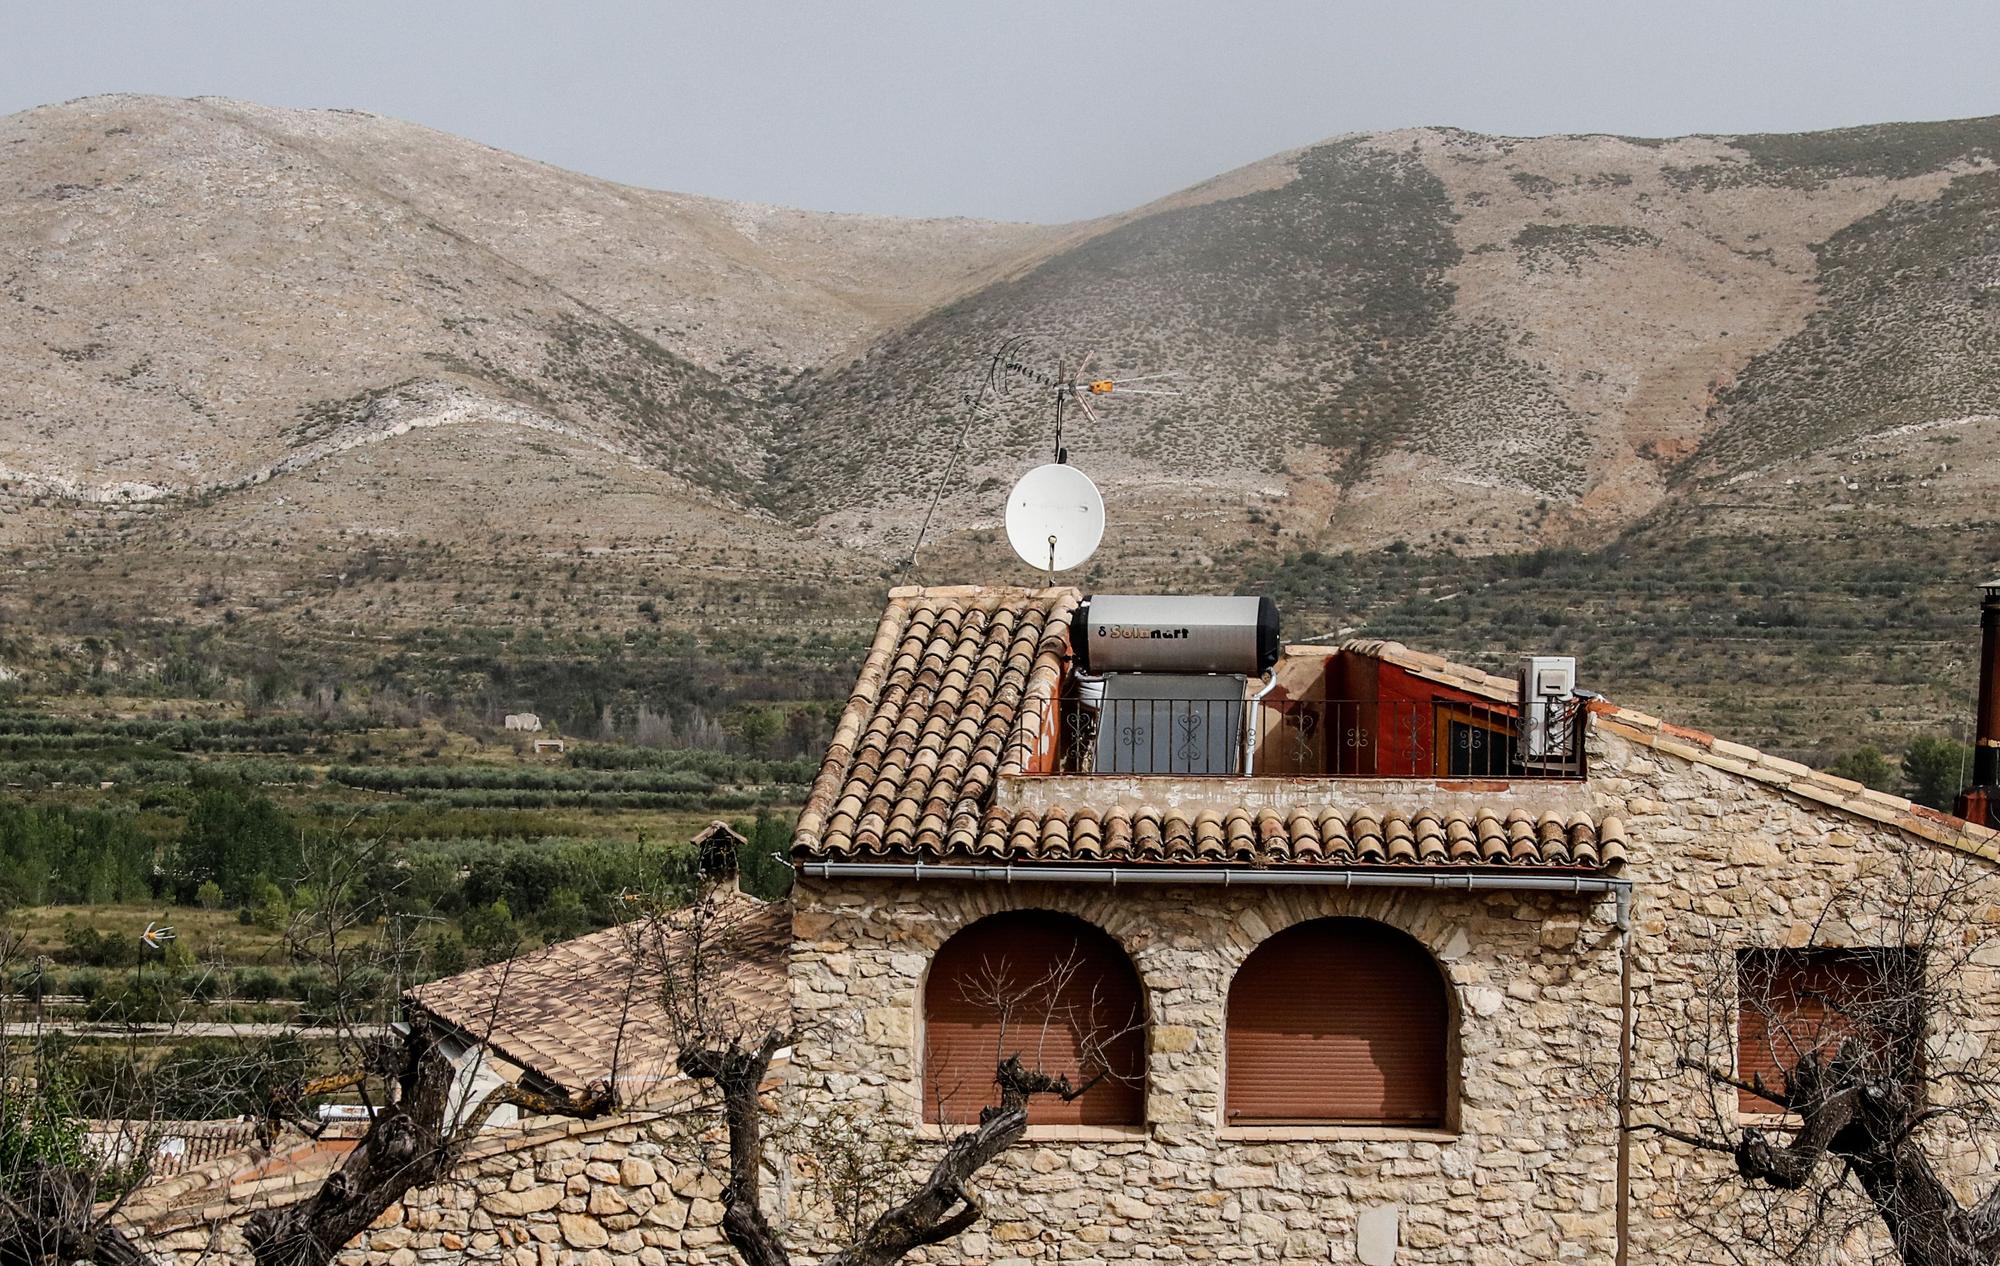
1005 463 1104 574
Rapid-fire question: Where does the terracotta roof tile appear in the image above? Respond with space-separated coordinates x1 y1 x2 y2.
800 803 1625 872
1350 635 2000 864
796 586 1079 858
406 893 789 1097
1591 707 2000 862
797 589 1622 873
799 589 2000 875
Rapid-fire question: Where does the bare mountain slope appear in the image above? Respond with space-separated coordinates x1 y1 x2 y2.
0 94 1058 510
190 98 1067 375
5 98 2000 740
779 122 1994 567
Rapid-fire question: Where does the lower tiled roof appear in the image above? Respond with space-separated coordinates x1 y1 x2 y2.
800 804 1625 871
406 893 790 1096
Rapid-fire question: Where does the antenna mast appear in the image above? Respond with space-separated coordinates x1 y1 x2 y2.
902 336 1181 579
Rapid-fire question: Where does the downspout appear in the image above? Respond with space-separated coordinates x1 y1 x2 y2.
1240 672 1281 776
1614 888 1635 1266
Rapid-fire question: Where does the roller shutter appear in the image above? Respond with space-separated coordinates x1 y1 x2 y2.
1226 918 1448 1125
923 911 1146 1125
1736 948 1915 1113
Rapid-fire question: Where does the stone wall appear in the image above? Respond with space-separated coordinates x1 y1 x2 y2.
790 876 1627 1265
141 1113 736 1266
1600 729 2000 1264
785 721 2000 1265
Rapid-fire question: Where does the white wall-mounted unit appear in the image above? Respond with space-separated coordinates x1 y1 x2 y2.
1517 655 1580 769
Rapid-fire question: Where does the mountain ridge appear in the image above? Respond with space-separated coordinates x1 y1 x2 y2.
9 95 2000 535
4 96 2000 747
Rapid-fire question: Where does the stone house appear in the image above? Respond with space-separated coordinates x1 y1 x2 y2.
780 584 2000 1265
127 893 791 1266
132 583 2000 1266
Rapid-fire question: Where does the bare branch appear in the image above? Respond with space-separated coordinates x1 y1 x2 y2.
1640 850 2000 1266
1677 1055 1793 1109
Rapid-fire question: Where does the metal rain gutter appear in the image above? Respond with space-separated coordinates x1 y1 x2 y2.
797 860 1632 926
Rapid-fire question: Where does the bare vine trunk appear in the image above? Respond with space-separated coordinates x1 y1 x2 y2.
1637 854 2000 1265
0 1021 615 1266
1727 1047 2000 1266
1 1169 156 1266
241 1024 613 1266
678 1039 1089 1266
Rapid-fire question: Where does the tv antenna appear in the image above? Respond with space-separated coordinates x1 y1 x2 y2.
902 335 1180 579
962 335 1183 465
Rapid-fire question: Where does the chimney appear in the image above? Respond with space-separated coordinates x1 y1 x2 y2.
1955 579 2000 828
692 820 748 889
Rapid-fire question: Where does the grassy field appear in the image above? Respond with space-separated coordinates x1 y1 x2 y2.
10 903 290 963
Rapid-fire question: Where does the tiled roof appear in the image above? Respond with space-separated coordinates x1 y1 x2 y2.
794 587 1616 871
796 589 2000 874
795 585 1078 859
1591 702 2000 863
1340 638 1520 703
406 893 790 1097
889 805 1623 869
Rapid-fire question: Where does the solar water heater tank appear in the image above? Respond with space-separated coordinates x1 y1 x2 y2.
1071 594 1281 675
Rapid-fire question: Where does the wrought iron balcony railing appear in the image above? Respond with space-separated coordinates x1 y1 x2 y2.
1010 693 1585 780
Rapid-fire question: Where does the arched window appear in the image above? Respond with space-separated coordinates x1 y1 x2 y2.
1226 918 1451 1126
923 910 1146 1126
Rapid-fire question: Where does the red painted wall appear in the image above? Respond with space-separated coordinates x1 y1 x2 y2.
1370 660 1513 777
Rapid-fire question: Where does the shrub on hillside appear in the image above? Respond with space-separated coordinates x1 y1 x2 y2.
1904 735 1973 810
1827 745 1898 792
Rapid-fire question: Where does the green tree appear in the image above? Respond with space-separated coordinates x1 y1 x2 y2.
737 810 795 901
0 803 155 906
1902 735 1972 810
1828 745 1898 792
173 784 300 903
537 887 591 941
738 708 782 759
250 879 291 933
460 898 519 965
426 931 468 978
3 829 615 1266
0 1038 98 1203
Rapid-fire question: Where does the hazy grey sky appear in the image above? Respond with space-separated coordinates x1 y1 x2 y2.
9 1 2000 222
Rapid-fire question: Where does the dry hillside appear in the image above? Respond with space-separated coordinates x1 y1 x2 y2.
4 95 2000 748
0 94 1057 507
